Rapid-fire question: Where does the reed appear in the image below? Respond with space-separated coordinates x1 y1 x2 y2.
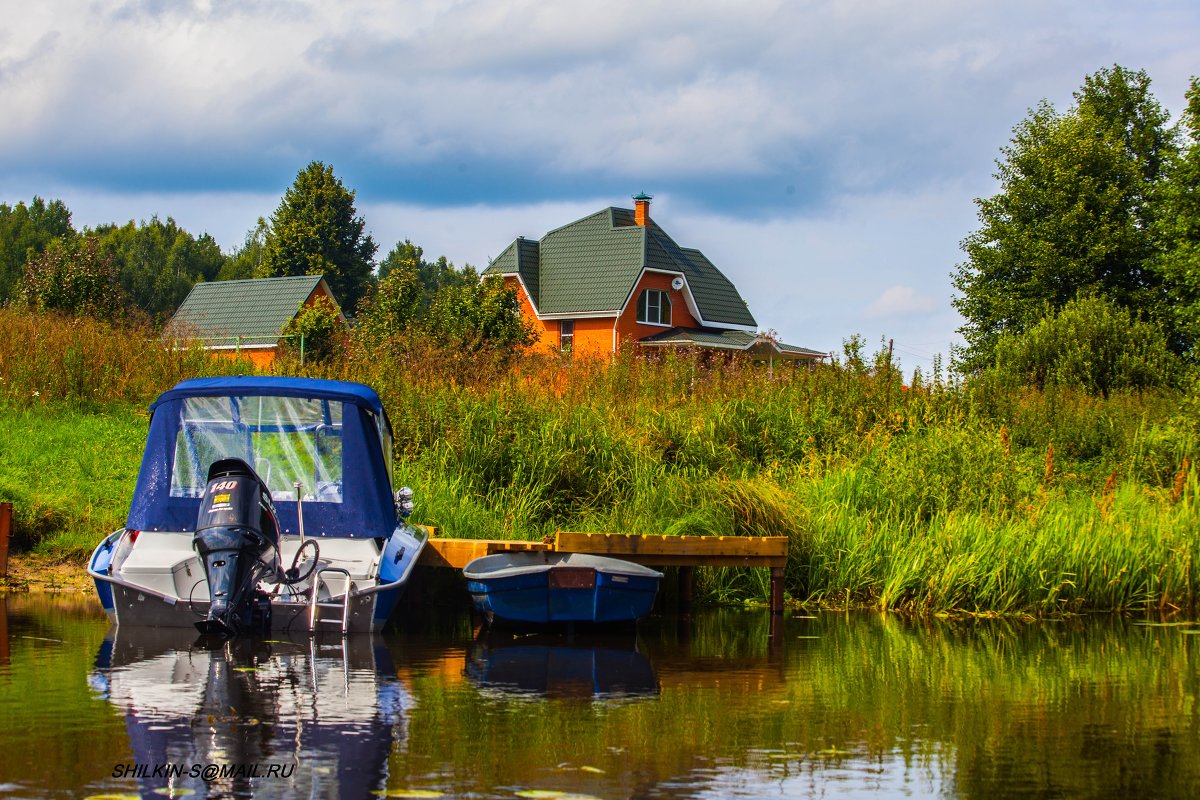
1 309 1197 613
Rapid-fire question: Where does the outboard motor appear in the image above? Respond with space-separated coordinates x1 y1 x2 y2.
193 458 282 637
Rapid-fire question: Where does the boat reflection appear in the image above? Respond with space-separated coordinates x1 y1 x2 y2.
89 628 409 798
465 630 659 700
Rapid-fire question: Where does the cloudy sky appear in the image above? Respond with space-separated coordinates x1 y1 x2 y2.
2 1 1198 373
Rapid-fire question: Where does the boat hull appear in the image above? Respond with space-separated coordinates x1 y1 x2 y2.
464 553 662 625
101 580 392 634
89 524 426 634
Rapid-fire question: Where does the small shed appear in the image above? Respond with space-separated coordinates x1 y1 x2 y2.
167 275 343 367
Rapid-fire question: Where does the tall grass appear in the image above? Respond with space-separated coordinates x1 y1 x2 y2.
798 471 1199 614
1 308 1197 614
0 308 253 409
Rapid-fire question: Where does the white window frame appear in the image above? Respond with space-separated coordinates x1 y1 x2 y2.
559 320 575 352
637 289 672 326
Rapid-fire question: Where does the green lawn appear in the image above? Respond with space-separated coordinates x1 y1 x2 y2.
0 405 148 558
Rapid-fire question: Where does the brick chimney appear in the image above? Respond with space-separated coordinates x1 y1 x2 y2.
633 192 652 226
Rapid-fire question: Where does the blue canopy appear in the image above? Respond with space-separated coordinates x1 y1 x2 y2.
127 377 397 538
151 376 386 415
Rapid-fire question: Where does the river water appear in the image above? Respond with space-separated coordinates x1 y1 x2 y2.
0 595 1196 799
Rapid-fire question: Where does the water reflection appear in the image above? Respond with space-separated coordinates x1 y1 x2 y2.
89 628 409 798
465 630 659 700
2 597 1199 799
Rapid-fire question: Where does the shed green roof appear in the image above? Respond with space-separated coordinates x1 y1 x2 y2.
485 207 756 328
167 275 334 347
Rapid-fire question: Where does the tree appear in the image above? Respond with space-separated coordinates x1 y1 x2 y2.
1153 77 1200 356
15 236 127 320
1076 65 1175 186
91 216 225 319
359 238 501 352
990 294 1177 397
419 255 479 301
260 162 377 312
0 197 74 304
952 66 1177 372
378 238 480 306
219 217 270 281
422 275 535 353
353 263 423 350
378 239 423 282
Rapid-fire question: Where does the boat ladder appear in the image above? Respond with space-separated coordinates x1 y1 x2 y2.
308 566 353 636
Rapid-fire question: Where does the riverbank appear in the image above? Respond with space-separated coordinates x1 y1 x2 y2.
2 310 1198 616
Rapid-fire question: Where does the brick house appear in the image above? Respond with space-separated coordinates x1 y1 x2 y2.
484 194 823 362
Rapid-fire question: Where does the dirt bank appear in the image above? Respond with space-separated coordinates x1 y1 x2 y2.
0 554 93 593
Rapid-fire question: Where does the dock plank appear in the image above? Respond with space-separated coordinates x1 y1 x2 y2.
554 531 788 567
420 538 552 569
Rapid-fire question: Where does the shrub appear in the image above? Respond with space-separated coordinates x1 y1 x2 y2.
15 236 129 321
422 275 535 353
281 295 346 364
991 294 1179 396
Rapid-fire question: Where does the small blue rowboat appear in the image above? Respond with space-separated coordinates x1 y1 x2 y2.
463 552 663 625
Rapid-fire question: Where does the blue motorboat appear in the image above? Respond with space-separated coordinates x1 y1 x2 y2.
88 376 427 635
463 552 662 625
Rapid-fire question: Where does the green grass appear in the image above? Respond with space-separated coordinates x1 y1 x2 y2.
0 404 148 557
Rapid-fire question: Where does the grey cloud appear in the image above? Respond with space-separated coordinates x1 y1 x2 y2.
106 0 303 25
0 31 60 85
2 0 1196 216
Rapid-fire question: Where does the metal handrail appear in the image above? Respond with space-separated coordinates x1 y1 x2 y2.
307 566 353 636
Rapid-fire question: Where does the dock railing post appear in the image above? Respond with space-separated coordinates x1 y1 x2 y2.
0 502 11 579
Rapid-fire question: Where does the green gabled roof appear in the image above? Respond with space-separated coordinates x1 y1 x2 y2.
167 275 332 347
486 238 542 306
487 240 520 276
516 237 541 306
537 208 644 314
776 340 827 357
484 205 758 326
647 227 756 328
641 328 759 347
639 327 825 360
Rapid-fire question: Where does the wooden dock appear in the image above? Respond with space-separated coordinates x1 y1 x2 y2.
419 530 789 613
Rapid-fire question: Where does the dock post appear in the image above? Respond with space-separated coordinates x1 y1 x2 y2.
0 502 11 580
677 566 694 615
770 567 784 614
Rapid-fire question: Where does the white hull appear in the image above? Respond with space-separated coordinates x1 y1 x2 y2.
91 526 426 634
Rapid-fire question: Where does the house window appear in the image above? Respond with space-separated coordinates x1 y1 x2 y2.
637 289 672 326
559 320 574 352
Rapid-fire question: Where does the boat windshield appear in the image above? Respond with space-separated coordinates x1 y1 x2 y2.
169 395 345 503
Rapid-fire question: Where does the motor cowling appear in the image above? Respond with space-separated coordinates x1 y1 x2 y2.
193 458 282 637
